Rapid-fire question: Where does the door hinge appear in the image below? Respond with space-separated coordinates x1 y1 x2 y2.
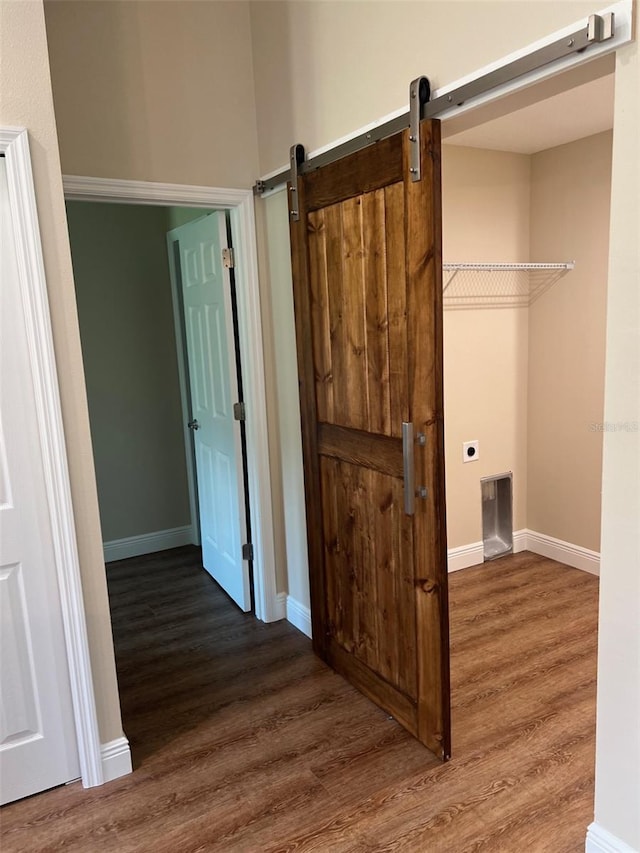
233 401 246 422
222 247 235 269
242 542 254 561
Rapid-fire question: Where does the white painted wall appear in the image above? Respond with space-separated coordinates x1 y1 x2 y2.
259 190 309 607
590 40 640 853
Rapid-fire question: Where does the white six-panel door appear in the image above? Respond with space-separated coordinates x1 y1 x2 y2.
171 213 251 611
0 158 80 804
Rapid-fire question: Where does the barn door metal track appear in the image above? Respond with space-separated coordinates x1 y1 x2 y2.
254 11 615 197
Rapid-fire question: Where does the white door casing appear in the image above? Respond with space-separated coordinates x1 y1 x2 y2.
0 156 78 803
170 213 251 611
0 131 103 801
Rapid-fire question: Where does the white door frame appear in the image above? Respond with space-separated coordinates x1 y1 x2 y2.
63 176 279 624
1 128 103 788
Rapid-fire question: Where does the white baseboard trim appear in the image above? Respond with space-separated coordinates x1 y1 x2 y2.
101 736 132 783
526 529 600 576
103 525 194 563
286 595 312 638
586 822 639 853
447 531 527 572
274 591 312 639
446 529 599 576
447 541 484 572
274 591 287 621
513 529 528 553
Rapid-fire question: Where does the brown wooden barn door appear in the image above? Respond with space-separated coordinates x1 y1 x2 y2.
289 121 450 760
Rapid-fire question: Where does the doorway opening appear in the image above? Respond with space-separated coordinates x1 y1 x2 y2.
63 181 279 766
66 201 255 607
441 55 613 574
438 54 614 828
62 179 278 624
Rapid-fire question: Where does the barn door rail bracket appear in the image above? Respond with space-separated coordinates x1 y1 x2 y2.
422 13 615 119
288 144 305 221
252 10 615 196
409 76 431 181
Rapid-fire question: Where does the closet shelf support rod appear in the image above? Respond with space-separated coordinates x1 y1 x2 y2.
443 263 576 272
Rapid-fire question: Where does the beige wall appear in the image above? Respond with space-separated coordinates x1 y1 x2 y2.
67 201 191 543
0 1 123 742
442 146 530 548
442 134 611 554
44 0 260 189
528 132 612 553
250 0 597 175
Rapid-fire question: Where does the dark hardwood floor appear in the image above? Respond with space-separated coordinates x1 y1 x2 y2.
0 548 599 852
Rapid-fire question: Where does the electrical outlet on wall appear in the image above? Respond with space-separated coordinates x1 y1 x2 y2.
463 440 479 463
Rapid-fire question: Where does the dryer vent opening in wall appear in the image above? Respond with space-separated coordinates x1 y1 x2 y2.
481 473 513 561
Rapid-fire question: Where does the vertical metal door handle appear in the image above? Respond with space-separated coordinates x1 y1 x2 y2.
402 422 415 516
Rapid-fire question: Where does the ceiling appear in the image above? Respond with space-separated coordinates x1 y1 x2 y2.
442 60 615 155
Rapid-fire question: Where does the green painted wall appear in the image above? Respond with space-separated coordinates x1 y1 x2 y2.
67 201 191 543
166 207 209 231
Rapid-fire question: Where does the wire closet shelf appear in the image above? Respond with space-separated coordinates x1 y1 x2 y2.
442 262 575 309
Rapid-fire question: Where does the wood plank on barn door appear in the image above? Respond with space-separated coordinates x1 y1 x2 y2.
385 181 409 439
288 119 450 760
363 189 391 435
403 127 450 752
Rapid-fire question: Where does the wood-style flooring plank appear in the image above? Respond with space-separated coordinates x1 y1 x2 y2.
0 548 598 852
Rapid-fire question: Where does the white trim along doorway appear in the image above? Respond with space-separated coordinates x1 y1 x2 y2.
63 176 279 625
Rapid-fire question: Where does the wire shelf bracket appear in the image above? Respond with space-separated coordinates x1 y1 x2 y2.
442 262 575 309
